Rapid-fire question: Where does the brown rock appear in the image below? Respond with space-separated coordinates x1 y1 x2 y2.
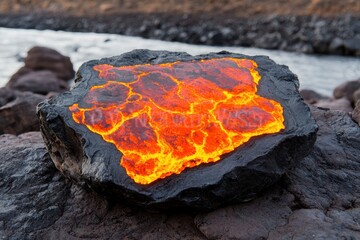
353 88 360 104
0 87 16 107
352 100 360 125
24 46 75 80
315 97 353 112
9 70 69 95
6 66 33 86
0 88 45 135
333 79 360 102
300 89 330 104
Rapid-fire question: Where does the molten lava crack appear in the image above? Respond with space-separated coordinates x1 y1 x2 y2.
69 58 285 184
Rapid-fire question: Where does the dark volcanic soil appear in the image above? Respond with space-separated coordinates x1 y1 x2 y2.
0 0 359 56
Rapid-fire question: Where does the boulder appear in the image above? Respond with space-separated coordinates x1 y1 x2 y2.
37 50 317 210
300 89 330 104
24 46 75 80
8 70 69 95
0 87 45 135
0 132 69 239
333 79 360 103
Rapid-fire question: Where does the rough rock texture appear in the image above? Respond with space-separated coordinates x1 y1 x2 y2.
0 88 45 135
37 50 317 210
194 107 360 239
300 89 330 104
35 185 206 240
285 108 360 210
1 107 360 239
333 79 360 103
24 46 75 81
8 70 69 95
0 132 69 240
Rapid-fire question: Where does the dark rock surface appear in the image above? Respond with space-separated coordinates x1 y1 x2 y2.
0 88 45 135
285 107 360 211
0 13 359 56
1 108 359 239
333 79 360 103
7 70 69 95
0 132 69 240
37 50 317 210
194 107 360 239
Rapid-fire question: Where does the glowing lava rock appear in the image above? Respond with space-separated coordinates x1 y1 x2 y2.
37 50 317 210
68 58 285 184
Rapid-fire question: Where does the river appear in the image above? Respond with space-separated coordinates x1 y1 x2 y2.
1 27 359 95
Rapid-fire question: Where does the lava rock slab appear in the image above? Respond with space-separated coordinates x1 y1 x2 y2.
37 50 317 210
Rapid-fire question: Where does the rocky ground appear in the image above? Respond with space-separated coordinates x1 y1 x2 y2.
0 0 359 56
1 47 360 239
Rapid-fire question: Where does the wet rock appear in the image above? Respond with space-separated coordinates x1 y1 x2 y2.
0 88 45 135
0 132 69 240
314 97 353 112
352 100 360 125
300 89 330 104
37 50 317 210
285 107 360 210
8 70 69 95
333 79 360 103
24 46 75 80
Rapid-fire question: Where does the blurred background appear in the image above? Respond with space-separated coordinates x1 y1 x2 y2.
0 0 359 95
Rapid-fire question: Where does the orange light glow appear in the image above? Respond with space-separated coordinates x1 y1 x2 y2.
69 58 285 184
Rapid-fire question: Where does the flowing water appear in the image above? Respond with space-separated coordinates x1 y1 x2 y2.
1 27 359 95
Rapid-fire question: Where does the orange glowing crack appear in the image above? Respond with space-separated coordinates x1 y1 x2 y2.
69 58 285 184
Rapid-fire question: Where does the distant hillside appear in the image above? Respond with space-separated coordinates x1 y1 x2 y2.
1 0 359 17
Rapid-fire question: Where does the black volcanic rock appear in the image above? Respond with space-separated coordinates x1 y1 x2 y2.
0 132 69 240
37 50 317 210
